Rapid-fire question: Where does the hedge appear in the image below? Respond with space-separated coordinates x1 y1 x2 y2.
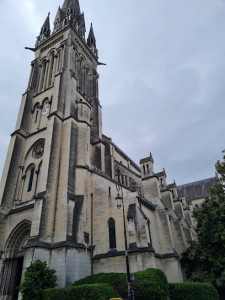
169 282 219 300
131 268 168 300
73 272 127 299
43 283 120 300
73 268 168 300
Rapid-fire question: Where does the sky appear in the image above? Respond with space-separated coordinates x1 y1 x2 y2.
0 0 225 185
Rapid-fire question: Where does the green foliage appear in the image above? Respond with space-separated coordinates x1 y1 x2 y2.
73 268 168 299
43 283 120 300
19 260 57 300
73 272 127 298
131 268 168 300
169 282 219 300
181 150 225 287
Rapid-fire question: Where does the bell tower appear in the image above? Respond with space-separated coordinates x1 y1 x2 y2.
0 0 102 295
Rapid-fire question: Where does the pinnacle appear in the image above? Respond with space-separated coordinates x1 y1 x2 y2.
87 23 96 47
40 12 51 36
54 6 64 23
43 12 50 28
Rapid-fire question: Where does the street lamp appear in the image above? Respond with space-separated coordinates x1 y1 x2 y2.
115 167 132 300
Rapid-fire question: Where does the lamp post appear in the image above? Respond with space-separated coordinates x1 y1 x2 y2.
115 167 132 300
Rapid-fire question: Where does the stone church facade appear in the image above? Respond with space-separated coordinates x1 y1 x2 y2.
0 0 206 298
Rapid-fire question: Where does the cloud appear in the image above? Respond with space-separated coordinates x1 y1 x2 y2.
0 0 225 186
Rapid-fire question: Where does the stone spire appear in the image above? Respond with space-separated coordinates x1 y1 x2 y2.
36 13 51 46
41 13 51 36
62 0 81 16
87 23 96 47
59 0 86 39
87 23 98 58
53 6 65 33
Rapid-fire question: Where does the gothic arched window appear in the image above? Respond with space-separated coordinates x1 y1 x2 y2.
39 60 48 91
48 53 55 87
147 219 152 245
27 167 35 192
35 110 39 123
143 165 146 174
31 103 41 133
86 68 91 99
108 218 116 249
55 50 61 73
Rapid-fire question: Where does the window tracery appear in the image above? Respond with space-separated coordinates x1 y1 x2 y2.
32 140 45 159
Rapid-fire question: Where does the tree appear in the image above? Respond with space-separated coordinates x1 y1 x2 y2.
181 150 225 288
19 260 57 300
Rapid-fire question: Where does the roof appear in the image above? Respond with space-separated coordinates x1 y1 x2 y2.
155 170 166 177
177 177 216 200
111 141 140 172
140 153 154 164
167 183 176 189
137 195 156 211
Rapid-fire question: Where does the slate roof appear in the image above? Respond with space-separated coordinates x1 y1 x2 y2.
140 153 154 164
137 195 156 211
177 177 216 200
167 182 176 189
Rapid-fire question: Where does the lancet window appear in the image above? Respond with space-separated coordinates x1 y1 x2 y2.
39 59 48 91
108 218 116 249
16 140 45 202
147 219 152 245
55 50 62 73
30 104 39 133
48 52 55 87
26 165 35 193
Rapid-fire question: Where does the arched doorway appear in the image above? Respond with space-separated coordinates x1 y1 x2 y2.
0 220 31 300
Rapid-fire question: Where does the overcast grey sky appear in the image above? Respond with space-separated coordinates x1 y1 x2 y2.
0 0 225 185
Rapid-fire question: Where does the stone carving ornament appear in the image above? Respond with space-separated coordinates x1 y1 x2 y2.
32 140 45 159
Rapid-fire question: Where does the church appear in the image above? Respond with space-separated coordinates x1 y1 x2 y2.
0 0 213 299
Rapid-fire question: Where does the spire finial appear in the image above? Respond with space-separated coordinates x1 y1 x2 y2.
36 13 51 46
87 23 98 58
41 12 51 34
53 6 64 33
149 152 154 163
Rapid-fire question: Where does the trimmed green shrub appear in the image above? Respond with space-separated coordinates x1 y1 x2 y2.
43 283 120 300
73 272 127 298
131 268 168 300
19 260 57 300
169 282 219 300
